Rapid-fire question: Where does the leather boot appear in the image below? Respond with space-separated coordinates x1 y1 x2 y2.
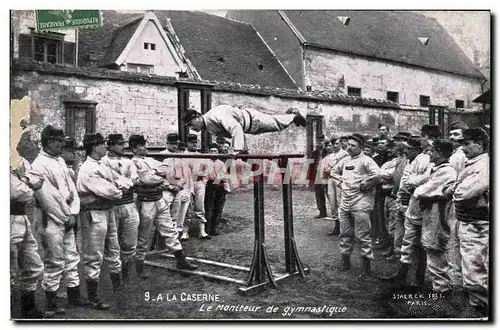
339 254 350 271
110 272 123 293
45 291 65 315
379 262 409 285
361 257 371 276
135 259 150 279
174 250 199 270
122 260 130 285
414 247 427 287
86 280 110 310
21 290 49 319
67 286 88 307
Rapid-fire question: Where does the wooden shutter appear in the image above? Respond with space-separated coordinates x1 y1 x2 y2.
18 34 32 59
63 41 75 65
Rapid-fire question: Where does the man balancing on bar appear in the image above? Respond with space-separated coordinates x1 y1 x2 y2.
182 105 307 153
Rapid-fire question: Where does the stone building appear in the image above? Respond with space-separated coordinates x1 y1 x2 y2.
10 10 486 159
226 10 487 109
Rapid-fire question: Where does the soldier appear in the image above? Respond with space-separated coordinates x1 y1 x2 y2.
339 136 348 150
446 121 469 289
77 133 125 309
322 137 349 235
129 135 198 275
331 134 380 275
311 134 328 219
101 134 140 285
382 124 441 286
378 123 390 140
362 141 375 158
10 167 48 318
60 137 78 183
414 139 456 293
182 105 306 153
453 128 489 313
187 134 199 152
31 126 83 315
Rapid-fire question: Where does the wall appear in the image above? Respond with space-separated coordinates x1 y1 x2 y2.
11 10 77 58
11 71 179 147
305 48 483 108
125 19 183 76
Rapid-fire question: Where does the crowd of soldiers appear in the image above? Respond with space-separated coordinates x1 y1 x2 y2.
11 118 490 319
11 127 232 318
313 122 490 316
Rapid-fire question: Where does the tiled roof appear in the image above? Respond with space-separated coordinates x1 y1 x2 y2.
154 10 298 89
281 10 484 79
101 17 142 67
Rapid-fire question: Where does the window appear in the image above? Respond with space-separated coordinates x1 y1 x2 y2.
347 86 361 97
387 91 399 103
18 32 75 65
455 99 465 108
144 42 156 51
420 95 430 106
127 63 154 74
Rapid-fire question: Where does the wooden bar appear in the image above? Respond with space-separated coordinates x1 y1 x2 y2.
123 152 305 160
144 260 247 285
159 253 250 272
238 268 310 295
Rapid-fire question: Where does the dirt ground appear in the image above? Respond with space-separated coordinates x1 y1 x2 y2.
11 189 487 320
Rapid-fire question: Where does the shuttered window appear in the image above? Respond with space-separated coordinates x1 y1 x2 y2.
18 33 75 66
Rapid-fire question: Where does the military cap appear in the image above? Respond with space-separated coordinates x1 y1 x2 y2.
330 136 339 144
461 128 489 142
167 133 179 143
432 139 454 158
183 109 201 124
348 133 365 145
107 134 126 146
63 137 77 150
178 142 187 151
83 133 106 148
393 132 412 141
371 137 380 144
403 137 421 149
317 134 325 140
188 133 198 142
129 135 147 148
421 124 442 139
449 121 469 131
41 125 65 140
386 139 396 148
363 142 374 150
378 122 389 129
340 136 348 140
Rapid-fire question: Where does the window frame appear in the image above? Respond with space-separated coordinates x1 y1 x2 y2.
347 86 362 97
455 99 465 109
30 31 64 64
386 91 399 103
420 95 431 107
127 63 154 74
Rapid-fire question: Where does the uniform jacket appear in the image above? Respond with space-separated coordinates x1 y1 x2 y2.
379 156 399 190
32 151 79 225
321 149 349 181
414 161 457 251
452 153 489 207
77 157 123 202
449 146 467 174
403 152 433 221
11 171 34 244
331 153 380 212
201 105 251 151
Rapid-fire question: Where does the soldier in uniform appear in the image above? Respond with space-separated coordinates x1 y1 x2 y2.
182 105 306 153
31 126 83 315
382 125 441 286
129 135 198 275
339 136 348 150
446 121 469 289
311 134 328 218
413 139 457 293
11 167 48 318
101 134 140 285
453 128 490 314
186 134 199 153
331 134 380 275
77 133 125 309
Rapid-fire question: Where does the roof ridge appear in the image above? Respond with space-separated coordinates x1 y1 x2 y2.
185 10 254 26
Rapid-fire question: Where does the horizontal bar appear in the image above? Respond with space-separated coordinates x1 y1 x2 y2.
144 260 247 285
238 268 310 295
145 249 171 258
160 253 250 272
123 152 305 160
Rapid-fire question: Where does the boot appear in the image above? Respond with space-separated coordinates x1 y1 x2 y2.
414 247 427 288
379 262 409 285
332 220 340 236
174 250 199 270
198 223 212 240
21 290 50 319
180 231 190 242
45 291 65 316
86 280 110 310
110 272 123 293
339 254 350 271
361 257 371 276
67 286 88 307
122 260 130 285
135 259 150 279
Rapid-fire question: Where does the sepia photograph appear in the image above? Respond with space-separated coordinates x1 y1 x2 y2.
8 6 491 321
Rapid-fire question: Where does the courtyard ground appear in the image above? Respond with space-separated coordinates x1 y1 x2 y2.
11 189 486 320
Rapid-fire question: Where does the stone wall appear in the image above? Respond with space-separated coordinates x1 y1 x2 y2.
12 61 480 157
305 48 484 108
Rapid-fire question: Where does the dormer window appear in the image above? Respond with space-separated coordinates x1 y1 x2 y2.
144 42 156 50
